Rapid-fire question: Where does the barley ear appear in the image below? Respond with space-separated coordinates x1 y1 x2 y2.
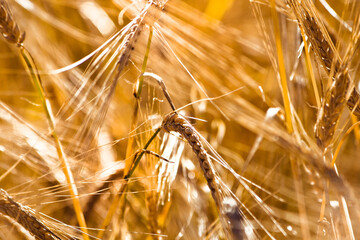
0 189 61 240
315 69 349 148
0 1 25 45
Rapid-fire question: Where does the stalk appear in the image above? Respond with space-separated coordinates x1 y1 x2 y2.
19 47 89 240
270 1 310 239
97 128 161 239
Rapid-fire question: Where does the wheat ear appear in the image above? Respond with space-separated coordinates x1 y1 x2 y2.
315 68 349 148
0 189 61 240
155 72 244 239
162 113 245 239
298 10 358 147
0 0 25 45
162 113 222 204
0 2 89 237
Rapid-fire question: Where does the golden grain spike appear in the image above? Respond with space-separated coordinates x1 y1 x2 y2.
299 11 360 118
294 9 360 147
0 189 61 240
303 13 338 72
162 112 244 239
162 112 222 204
315 68 349 148
116 0 164 72
0 1 25 45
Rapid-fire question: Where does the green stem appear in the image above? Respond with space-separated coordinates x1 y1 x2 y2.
97 127 161 239
126 127 161 178
134 26 153 98
19 47 89 240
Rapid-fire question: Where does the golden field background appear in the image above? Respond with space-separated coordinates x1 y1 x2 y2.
0 0 359 239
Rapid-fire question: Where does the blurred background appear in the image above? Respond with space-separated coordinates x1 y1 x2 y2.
0 0 359 239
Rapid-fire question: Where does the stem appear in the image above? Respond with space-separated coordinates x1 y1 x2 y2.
125 27 154 172
270 2 310 239
270 0 293 133
97 128 161 239
126 128 161 178
300 27 320 108
19 47 89 240
134 26 153 99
